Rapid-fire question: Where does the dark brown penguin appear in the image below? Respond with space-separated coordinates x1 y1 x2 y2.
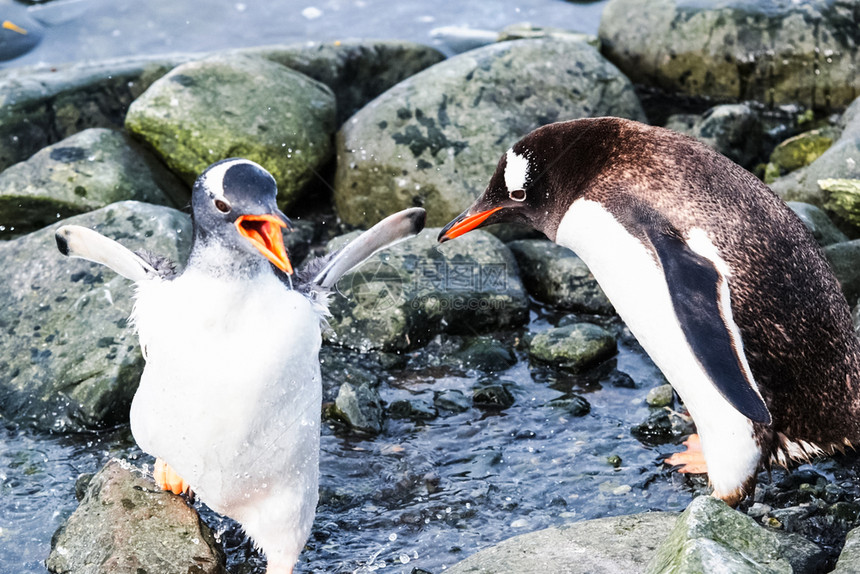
438 117 860 505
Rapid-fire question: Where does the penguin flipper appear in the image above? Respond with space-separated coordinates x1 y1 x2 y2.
647 225 772 425
310 207 426 289
55 225 164 282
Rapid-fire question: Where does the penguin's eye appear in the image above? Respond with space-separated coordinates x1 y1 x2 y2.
214 199 231 213
509 189 526 202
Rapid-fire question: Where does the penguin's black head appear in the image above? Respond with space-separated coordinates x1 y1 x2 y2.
439 124 572 242
439 120 603 243
191 158 293 274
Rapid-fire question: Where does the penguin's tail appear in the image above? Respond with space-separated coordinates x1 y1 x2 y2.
55 225 165 282
309 207 426 290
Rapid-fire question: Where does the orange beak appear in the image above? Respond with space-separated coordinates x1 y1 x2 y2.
235 214 293 274
438 206 503 242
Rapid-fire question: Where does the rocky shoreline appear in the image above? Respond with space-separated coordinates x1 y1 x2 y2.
2 0 860 572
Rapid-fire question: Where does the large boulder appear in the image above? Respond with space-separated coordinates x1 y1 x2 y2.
599 0 860 112
232 40 445 125
324 228 529 352
646 496 826 574
0 128 185 239
333 37 646 228
125 53 336 209
0 201 191 432
445 512 677 574
46 459 225 574
0 55 189 172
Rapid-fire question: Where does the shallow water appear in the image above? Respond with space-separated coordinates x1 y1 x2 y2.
6 0 608 68
0 307 703 574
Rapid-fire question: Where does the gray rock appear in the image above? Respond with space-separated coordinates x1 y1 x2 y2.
507 239 613 315
324 228 529 352
446 511 677 574
528 323 617 373
631 408 694 445
454 336 517 372
545 394 591 417
329 382 384 435
434 389 471 413
0 201 191 431
125 53 336 209
834 525 860 573
646 384 674 408
770 97 860 207
231 40 445 125
824 239 860 305
46 459 225 574
787 201 849 246
599 0 860 111
473 383 516 410
0 55 189 172
334 37 646 228
686 104 763 169
0 128 185 239
388 398 438 421
646 496 826 574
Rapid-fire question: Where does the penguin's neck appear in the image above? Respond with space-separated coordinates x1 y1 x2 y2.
186 236 270 280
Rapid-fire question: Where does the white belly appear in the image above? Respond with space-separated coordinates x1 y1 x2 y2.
129 269 322 521
557 199 759 497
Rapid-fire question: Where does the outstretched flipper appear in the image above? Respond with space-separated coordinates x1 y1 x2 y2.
309 207 426 289
55 225 170 282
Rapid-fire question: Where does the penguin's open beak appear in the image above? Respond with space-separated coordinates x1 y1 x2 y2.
235 214 293 274
438 206 503 243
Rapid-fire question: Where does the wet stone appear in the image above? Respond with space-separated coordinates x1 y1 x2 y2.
0 128 185 239
834 525 860 573
685 104 764 169
0 55 189 172
388 398 438 421
454 336 517 372
822 179 860 232
125 53 336 209
646 384 674 408
473 383 515 410
324 228 529 352
646 496 826 574
631 408 694 446
528 323 617 373
0 201 191 432
433 389 471 413
329 382 384 435
507 239 613 315
545 394 591 417
334 37 645 228
600 0 860 111
46 459 225 574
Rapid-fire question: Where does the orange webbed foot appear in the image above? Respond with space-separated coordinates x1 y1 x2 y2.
664 433 708 474
153 458 192 496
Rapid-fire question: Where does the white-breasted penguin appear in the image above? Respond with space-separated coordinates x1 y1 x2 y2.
55 158 426 573
438 117 860 506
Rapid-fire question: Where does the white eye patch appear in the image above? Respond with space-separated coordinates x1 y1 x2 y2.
504 148 530 194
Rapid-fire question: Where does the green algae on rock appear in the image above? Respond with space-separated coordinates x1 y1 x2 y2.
528 323 617 373
125 53 336 209
47 459 226 574
334 37 646 228
0 128 185 239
